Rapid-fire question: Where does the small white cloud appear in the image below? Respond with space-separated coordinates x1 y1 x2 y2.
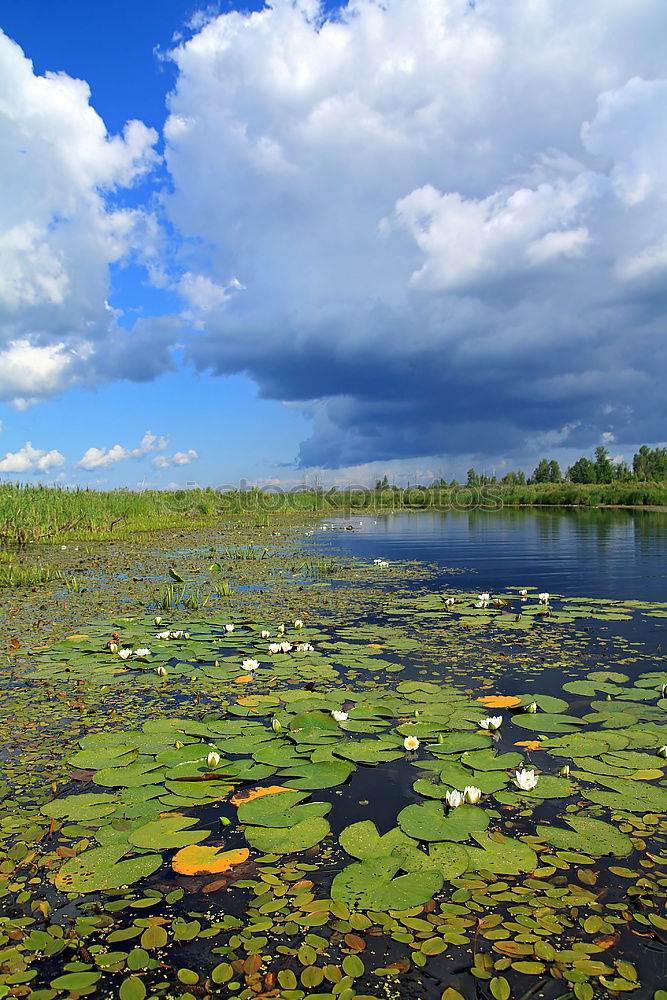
151 449 198 469
76 430 168 470
0 441 65 474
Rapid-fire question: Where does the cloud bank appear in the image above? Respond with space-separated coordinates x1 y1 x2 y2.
0 30 171 407
163 0 667 466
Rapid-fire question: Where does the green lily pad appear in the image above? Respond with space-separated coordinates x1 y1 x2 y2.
536 816 632 857
244 815 330 854
398 802 489 842
331 858 443 910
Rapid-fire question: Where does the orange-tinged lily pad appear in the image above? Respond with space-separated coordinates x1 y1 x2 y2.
233 674 254 683
230 785 296 806
515 740 542 750
66 634 90 640
172 845 250 876
476 695 521 708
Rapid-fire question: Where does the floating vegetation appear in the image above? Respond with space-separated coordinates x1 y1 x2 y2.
0 518 665 1000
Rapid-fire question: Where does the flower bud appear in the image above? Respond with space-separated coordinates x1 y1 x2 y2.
271 718 282 734
207 751 221 768
156 665 167 677
657 746 667 759
175 740 184 750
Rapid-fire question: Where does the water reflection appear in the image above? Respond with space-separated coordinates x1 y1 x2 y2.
314 508 667 602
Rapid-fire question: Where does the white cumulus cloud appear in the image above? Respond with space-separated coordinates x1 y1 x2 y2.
151 449 199 469
76 430 168 471
0 31 166 405
0 441 65 474
162 0 667 466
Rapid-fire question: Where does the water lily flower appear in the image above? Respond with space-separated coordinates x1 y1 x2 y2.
134 648 151 658
463 785 482 805
479 592 490 602
168 630 185 639
294 619 304 629
657 746 667 759
242 658 259 672
558 764 571 777
479 716 502 731
224 623 234 633
156 665 167 677
379 560 389 568
373 558 383 565
271 718 282 733
538 592 550 604
404 736 420 751
519 589 528 597
331 710 348 723
156 630 170 640
279 641 293 653
268 643 282 654
261 630 271 639
154 616 162 626
277 624 285 635
207 751 221 768
108 641 118 653
445 789 464 810
524 701 538 714
118 648 133 660
296 642 314 652
174 740 184 749
660 684 667 699
443 597 455 607
514 768 539 791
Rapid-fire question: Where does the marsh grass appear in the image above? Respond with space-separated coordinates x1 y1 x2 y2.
0 564 63 588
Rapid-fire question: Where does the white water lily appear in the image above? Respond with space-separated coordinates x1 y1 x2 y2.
242 659 259 672
538 592 550 603
403 736 420 751
296 642 315 652
558 765 571 777
156 665 167 677
277 624 285 634
660 683 667 698
378 560 389 568
261 630 271 639
479 716 502 731
519 589 528 597
154 616 162 626
271 718 282 733
134 648 151 658
207 751 221 768
224 623 235 633
268 643 282 654
514 768 539 791
657 746 667 759
445 789 464 809
118 648 132 660
463 785 482 804
443 596 455 607
294 619 304 629
108 641 118 653
155 631 170 640
331 710 348 723
168 630 185 639
279 641 293 653
524 701 538 714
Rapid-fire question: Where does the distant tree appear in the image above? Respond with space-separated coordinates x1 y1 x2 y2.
517 470 526 485
501 471 518 486
594 445 614 484
548 460 562 482
568 457 596 483
467 468 479 486
614 460 632 482
633 445 651 480
530 459 550 484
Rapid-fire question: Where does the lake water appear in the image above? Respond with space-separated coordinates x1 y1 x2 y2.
313 507 667 603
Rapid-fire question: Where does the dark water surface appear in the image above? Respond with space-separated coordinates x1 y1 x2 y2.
313 507 667 602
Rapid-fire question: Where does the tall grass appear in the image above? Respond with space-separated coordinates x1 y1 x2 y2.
0 564 63 588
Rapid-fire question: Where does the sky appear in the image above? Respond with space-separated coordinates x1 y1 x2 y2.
0 0 666 489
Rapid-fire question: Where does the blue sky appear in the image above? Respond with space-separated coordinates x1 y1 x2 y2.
1 1 666 487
